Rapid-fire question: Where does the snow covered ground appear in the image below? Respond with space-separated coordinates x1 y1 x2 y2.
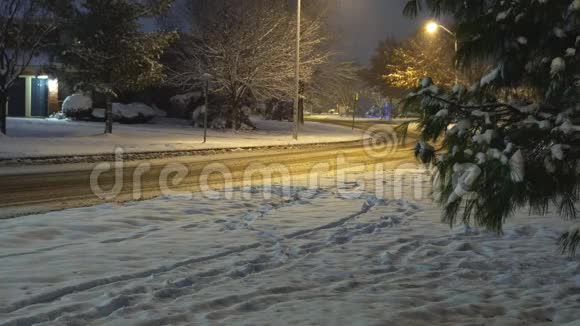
0 117 362 159
1 171 580 325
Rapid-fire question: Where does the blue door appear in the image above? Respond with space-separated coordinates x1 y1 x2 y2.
8 78 26 117
31 78 48 117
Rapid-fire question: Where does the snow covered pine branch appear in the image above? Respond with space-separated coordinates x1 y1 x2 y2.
401 0 580 255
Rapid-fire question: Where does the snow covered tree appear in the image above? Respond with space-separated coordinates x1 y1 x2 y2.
401 0 580 255
169 0 329 130
306 61 363 113
385 31 458 89
60 0 175 134
0 0 62 135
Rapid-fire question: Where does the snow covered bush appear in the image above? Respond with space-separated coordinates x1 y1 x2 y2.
112 103 157 124
62 94 93 120
191 103 254 130
402 0 580 254
169 92 202 118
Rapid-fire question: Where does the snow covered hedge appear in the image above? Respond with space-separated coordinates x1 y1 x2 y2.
91 103 165 123
401 0 580 254
112 103 157 124
62 94 93 120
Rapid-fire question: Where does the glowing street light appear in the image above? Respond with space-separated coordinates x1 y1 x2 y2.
426 21 439 34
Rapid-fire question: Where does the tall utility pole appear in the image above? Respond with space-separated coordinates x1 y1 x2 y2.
293 0 301 140
203 78 209 143
351 92 359 130
201 73 213 143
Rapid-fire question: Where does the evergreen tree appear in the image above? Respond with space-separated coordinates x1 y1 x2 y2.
60 0 175 134
361 37 401 93
0 0 64 135
401 0 580 254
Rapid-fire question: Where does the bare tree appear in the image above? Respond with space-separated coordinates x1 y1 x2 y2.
306 61 363 113
169 0 329 129
0 0 59 135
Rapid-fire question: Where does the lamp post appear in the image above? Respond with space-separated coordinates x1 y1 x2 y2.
293 0 301 140
201 73 213 144
351 92 359 130
426 21 458 84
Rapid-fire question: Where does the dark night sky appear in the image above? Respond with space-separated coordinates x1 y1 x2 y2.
149 0 428 66
329 0 426 65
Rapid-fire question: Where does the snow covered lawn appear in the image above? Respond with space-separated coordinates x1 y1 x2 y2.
0 117 362 159
1 172 580 325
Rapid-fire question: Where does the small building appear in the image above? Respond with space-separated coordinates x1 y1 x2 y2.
6 54 59 118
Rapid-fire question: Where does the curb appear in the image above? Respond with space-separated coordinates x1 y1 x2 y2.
0 139 368 167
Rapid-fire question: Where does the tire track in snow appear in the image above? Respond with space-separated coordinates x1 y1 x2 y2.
125 199 422 323
184 204 423 323
1 190 420 325
0 243 80 259
1 187 317 317
0 243 262 316
283 199 376 239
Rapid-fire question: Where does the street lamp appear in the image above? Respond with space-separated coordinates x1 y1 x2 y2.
201 73 213 144
293 0 301 140
425 20 458 83
351 92 359 130
426 21 439 34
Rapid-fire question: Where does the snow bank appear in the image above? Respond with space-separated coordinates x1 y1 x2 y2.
0 117 362 158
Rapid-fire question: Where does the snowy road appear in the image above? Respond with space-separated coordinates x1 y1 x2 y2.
1 175 580 325
0 142 415 218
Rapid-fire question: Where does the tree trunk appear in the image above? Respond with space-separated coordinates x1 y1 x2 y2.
233 104 241 130
229 95 241 131
105 97 113 134
0 92 7 135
